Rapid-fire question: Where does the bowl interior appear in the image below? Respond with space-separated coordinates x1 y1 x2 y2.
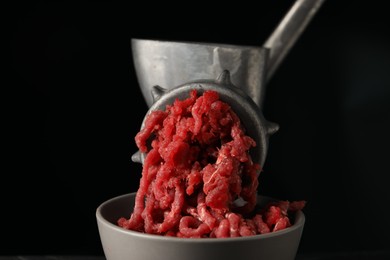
96 193 305 260
97 193 305 240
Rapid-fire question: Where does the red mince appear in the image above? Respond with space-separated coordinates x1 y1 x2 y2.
118 89 305 238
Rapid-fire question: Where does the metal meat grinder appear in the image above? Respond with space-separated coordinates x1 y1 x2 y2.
131 0 326 168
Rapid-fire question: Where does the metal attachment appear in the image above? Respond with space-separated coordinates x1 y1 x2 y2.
131 0 326 168
132 71 278 168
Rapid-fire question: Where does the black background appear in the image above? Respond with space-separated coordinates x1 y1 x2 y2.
4 0 390 257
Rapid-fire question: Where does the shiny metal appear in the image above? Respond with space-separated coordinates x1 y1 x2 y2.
133 71 278 168
132 0 325 109
264 0 326 83
132 40 269 108
131 0 326 167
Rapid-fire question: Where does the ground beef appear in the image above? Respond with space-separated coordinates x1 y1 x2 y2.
118 89 305 238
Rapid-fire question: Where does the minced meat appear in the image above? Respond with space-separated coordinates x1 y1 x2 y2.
118 89 305 238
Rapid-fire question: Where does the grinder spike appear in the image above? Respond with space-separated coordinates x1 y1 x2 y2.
216 70 232 85
266 122 280 135
151 85 167 103
131 150 142 163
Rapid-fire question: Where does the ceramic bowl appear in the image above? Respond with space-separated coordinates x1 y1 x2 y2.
96 192 305 260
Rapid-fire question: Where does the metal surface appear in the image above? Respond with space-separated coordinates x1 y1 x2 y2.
133 0 326 109
131 71 278 168
132 40 269 109
264 0 326 83
131 0 326 167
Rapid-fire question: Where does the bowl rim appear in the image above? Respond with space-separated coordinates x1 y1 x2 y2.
96 192 305 243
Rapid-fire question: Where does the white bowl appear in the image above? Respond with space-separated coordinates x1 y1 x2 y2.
96 192 305 260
